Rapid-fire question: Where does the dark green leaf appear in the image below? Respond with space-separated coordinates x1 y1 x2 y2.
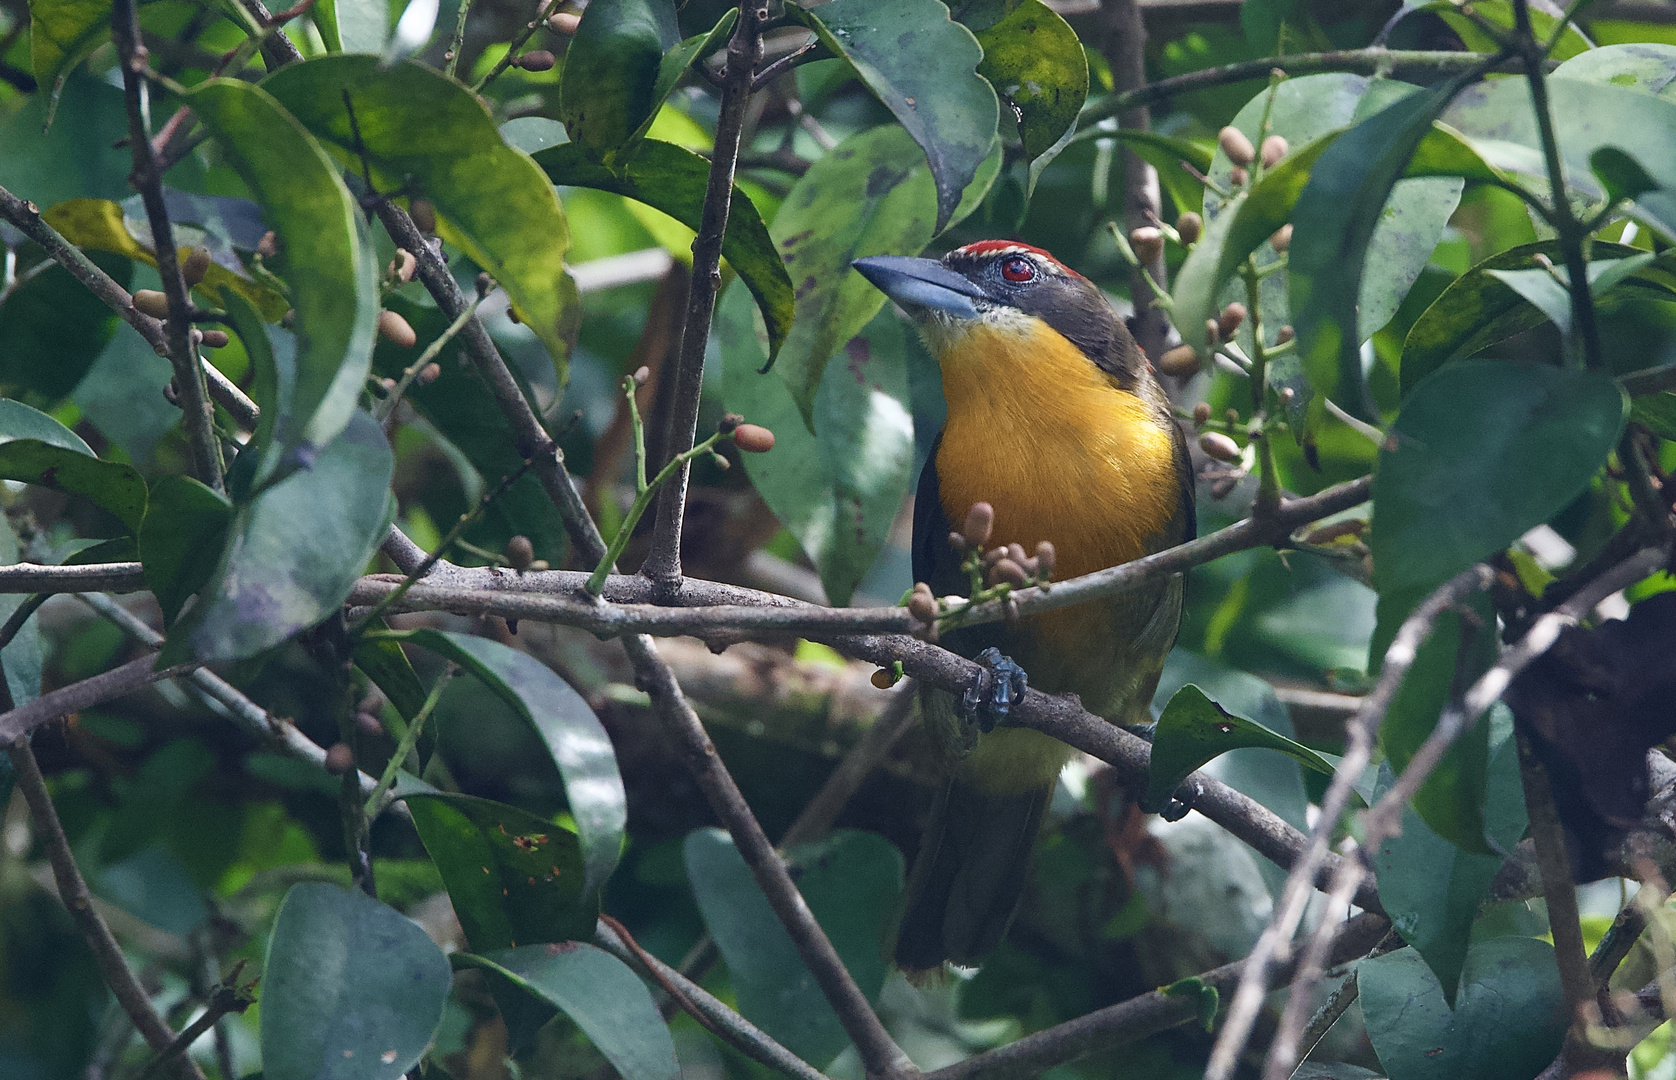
406 793 595 951
1593 146 1660 204
558 0 679 158
721 288 915 605
1143 684 1332 812
0 251 130 406
167 409 394 663
767 123 938 418
0 399 146 532
1374 589 1496 855
1400 242 1659 396
387 629 625 897
261 882 451 1080
1291 73 1479 426
454 945 678 1080
1485 253 1659 336
139 476 232 626
973 0 1087 166
352 632 431 728
183 78 379 486
262 56 578 384
0 75 130 206
684 828 903 1067
1632 392 1676 440
534 139 793 359
789 0 999 232
636 9 737 145
1372 724 1526 1004
1361 939 1565 1080
0 517 43 709
313 0 391 52
1372 361 1625 595
1099 128 1213 214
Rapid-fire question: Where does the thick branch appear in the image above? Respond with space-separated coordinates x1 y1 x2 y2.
0 184 260 430
112 0 223 492
642 0 768 591
0 562 148 594
10 741 207 1080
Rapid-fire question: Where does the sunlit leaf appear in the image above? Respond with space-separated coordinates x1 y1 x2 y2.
971 0 1086 168
558 0 679 158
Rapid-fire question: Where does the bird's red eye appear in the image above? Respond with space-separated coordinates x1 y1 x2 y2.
1000 256 1035 282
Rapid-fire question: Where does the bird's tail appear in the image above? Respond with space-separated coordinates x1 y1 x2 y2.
891 776 1051 971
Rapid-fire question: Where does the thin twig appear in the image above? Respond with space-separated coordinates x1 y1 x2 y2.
377 296 480 422
134 976 254 1080
444 0 474 78
1205 564 1496 1080
593 918 829 1080
470 0 565 94
112 0 224 492
642 0 769 592
9 740 208 1080
0 185 259 430
1518 725 1596 1025
363 663 454 816
0 654 195 745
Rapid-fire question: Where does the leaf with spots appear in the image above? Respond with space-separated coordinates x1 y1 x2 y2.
972 0 1087 170
1143 684 1334 812
788 0 999 232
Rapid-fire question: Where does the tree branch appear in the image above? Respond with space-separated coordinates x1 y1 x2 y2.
1083 49 1536 127
0 184 260 430
0 653 196 745
112 0 224 492
10 740 208 1080
642 0 769 592
1205 564 1498 1080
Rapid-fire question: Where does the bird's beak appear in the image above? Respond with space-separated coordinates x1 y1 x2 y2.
852 255 987 321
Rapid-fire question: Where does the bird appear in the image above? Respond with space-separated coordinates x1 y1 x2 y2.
852 241 1196 971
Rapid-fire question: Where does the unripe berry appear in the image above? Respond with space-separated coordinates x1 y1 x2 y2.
1129 226 1163 264
390 249 417 283
731 423 775 453
871 666 897 689
1260 135 1289 168
1218 302 1247 340
1276 325 1295 344
547 10 581 33
1193 401 1212 425
417 362 442 385
516 50 556 72
962 502 994 549
133 289 168 318
1230 166 1249 188
256 231 279 259
355 711 386 737
1218 126 1256 167
907 582 938 623
991 558 1029 589
324 742 355 775
1033 541 1055 579
1159 344 1201 378
377 309 417 348
1270 223 1293 252
181 247 212 288
1199 431 1241 462
504 535 534 572
1176 212 1202 245
409 199 437 235
632 365 651 387
199 329 230 349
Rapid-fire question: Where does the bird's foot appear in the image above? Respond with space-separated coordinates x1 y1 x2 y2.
961 647 1028 733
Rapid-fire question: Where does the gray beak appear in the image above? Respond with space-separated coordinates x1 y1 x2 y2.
852 255 987 320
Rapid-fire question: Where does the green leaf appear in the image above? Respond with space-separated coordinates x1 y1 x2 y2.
1361 939 1566 1080
454 945 678 1080
26 0 114 128
973 0 1087 167
0 250 130 407
1161 976 1220 1032
1098 128 1214 214
371 296 569 564
558 0 679 158
139 477 233 626
1428 0 1593 61
789 0 999 232
1371 361 1626 595
260 882 451 1080
1400 242 1660 396
352 632 431 728
1372 723 1526 1004
313 0 391 53
182 79 378 486
1291 73 1478 427
1551 41 1676 97
167 409 394 663
1632 392 1676 440
684 828 903 1067
262 56 578 384
0 398 146 532
534 139 793 359
1373 589 1497 856
1485 253 1658 336
1143 684 1332 813
635 9 737 146
406 794 595 950
385 630 625 897
721 287 915 606
768 123 939 418
1592 145 1660 204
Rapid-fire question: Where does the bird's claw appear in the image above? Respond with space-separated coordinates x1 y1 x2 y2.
961 647 1028 733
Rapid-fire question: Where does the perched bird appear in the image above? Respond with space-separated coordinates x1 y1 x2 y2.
853 241 1195 970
